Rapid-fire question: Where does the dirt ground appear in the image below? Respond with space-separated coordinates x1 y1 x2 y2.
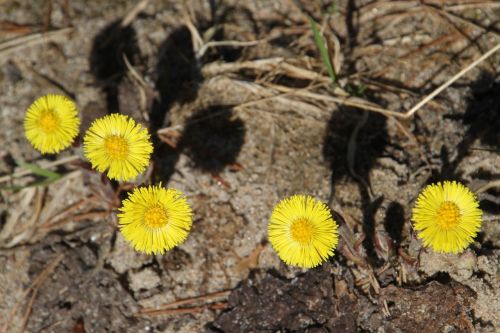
0 1 499 332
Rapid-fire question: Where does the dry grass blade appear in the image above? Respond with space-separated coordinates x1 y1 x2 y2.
137 302 228 316
121 0 150 27
403 42 500 119
475 180 500 194
202 57 336 88
0 27 73 59
18 288 39 333
137 290 231 316
197 40 261 59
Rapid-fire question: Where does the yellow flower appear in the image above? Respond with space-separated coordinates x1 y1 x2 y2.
24 94 80 154
118 185 193 255
83 114 153 181
412 181 482 254
268 194 339 268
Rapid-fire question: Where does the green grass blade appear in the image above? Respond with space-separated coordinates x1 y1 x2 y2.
309 17 337 86
0 161 62 191
17 161 62 182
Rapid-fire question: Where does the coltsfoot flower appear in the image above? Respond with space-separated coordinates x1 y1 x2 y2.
83 114 153 181
118 185 193 254
24 94 80 154
412 181 482 254
268 194 339 268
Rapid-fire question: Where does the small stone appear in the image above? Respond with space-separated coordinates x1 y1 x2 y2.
419 249 477 282
128 269 161 292
106 234 152 274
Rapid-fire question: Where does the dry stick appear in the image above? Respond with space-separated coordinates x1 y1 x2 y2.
445 3 500 11
122 54 150 121
138 290 231 315
18 288 39 333
138 302 228 316
403 42 500 119
197 40 261 58
0 27 73 58
202 58 337 90
476 180 500 194
120 0 150 27
293 42 500 119
122 54 148 87
1 254 64 333
40 211 110 231
0 155 80 183
158 43 500 134
270 85 396 116
40 194 97 228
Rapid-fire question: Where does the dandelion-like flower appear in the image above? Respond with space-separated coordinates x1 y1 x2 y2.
268 194 339 268
118 185 193 254
24 94 80 154
412 181 482 254
83 114 153 181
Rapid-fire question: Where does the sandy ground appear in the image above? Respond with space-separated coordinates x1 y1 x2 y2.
0 1 499 332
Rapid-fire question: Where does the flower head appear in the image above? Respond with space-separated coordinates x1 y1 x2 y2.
118 185 193 254
412 181 482 254
268 194 339 268
83 114 153 181
24 94 80 154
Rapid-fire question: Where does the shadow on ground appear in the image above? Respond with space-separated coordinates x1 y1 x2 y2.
89 20 141 115
178 105 246 175
323 107 388 266
425 74 500 215
149 25 202 183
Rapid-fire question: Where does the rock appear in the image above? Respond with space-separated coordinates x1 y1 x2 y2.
129 268 161 292
419 249 477 282
106 234 152 274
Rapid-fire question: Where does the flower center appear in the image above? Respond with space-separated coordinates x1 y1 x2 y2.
104 135 129 160
436 201 461 230
39 110 59 133
290 218 314 244
144 205 168 228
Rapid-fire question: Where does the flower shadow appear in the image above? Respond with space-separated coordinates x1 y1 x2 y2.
427 73 499 215
149 25 202 182
89 20 141 115
177 105 246 175
323 106 388 265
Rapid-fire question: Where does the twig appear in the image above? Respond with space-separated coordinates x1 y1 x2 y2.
275 40 500 119
271 84 396 116
201 57 339 90
43 0 52 32
121 0 150 27
137 290 230 315
40 194 97 228
0 27 73 59
122 54 150 121
475 179 500 194
445 2 500 11
197 40 261 58
122 54 147 87
18 288 38 333
404 42 500 119
137 302 227 316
